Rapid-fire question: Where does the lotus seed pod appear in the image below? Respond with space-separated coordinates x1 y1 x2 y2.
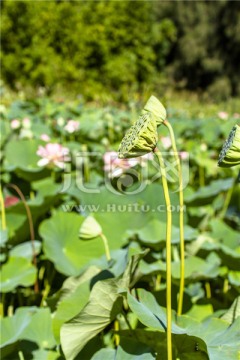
142 95 167 126
118 112 158 159
218 124 240 167
79 216 102 240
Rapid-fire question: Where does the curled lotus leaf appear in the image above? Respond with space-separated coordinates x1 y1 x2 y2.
142 95 166 126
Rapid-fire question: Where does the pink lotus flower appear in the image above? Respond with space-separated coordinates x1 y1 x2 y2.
179 151 188 160
138 152 154 166
4 196 20 208
218 111 228 120
22 118 31 129
40 134 50 142
37 143 69 169
104 151 138 177
11 119 21 129
160 136 172 149
64 120 80 133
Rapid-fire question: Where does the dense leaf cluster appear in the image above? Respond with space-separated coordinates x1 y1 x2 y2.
1 1 240 100
0 97 239 359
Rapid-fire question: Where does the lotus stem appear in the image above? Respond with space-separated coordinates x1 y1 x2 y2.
0 186 6 230
154 147 172 360
100 233 111 262
163 120 185 316
199 166 205 187
114 319 120 346
6 184 39 293
219 181 234 219
205 281 211 299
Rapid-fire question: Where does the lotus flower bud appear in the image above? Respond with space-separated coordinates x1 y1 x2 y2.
79 216 102 240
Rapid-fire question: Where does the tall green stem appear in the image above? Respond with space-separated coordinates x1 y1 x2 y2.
6 184 39 293
163 120 185 316
219 184 234 219
100 233 111 262
154 147 172 360
0 187 6 230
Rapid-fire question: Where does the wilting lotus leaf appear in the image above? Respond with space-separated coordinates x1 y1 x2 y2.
142 95 167 126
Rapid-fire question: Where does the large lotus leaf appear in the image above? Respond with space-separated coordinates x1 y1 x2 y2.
60 250 146 360
10 240 42 260
60 278 124 360
127 289 185 334
186 304 213 322
21 308 56 349
32 177 62 199
139 255 219 283
209 219 239 249
52 266 100 343
95 212 150 249
116 339 155 360
67 185 153 248
0 256 37 292
194 152 218 177
69 183 186 231
171 256 220 281
28 349 62 360
228 271 240 286
221 296 240 324
199 120 222 143
129 289 240 360
0 230 8 247
78 111 105 140
177 316 240 360
0 307 33 348
185 178 234 203
0 120 11 146
40 212 104 276
69 184 186 249
0 213 26 240
126 218 197 245
0 307 57 359
118 330 208 360
4 139 49 180
91 348 116 360
201 241 240 271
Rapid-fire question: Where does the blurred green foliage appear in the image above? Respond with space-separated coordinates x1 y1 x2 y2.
1 0 240 100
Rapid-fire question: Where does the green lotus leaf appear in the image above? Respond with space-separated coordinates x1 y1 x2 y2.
40 212 105 276
10 241 42 260
0 257 37 292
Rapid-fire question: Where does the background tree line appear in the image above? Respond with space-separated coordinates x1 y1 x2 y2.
1 0 240 101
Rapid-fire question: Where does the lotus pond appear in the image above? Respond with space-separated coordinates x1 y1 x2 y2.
0 97 239 360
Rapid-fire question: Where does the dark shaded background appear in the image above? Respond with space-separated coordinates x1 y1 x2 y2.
1 0 240 101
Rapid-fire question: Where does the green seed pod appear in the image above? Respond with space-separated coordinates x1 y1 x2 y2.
118 112 158 159
79 216 102 240
142 95 167 126
218 124 240 167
